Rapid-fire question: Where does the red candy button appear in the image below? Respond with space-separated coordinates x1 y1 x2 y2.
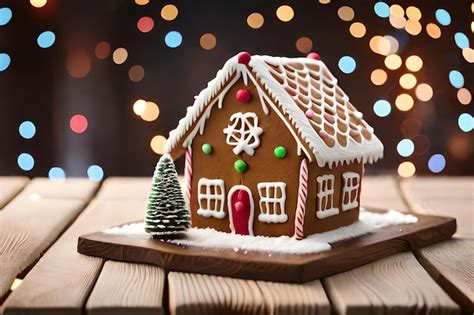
236 89 251 103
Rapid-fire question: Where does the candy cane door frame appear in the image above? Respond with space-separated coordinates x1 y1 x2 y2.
228 185 254 236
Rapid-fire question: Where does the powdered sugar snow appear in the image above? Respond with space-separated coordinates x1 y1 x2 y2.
102 208 417 255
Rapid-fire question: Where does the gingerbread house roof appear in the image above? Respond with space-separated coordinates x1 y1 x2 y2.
165 54 384 168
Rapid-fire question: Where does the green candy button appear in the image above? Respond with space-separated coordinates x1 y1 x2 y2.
202 143 212 155
234 159 247 173
274 146 287 158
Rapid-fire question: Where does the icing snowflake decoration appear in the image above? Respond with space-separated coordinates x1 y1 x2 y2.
223 112 263 156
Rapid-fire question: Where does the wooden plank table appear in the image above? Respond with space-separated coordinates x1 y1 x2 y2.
0 176 472 315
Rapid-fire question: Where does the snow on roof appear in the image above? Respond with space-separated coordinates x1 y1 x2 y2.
165 54 383 168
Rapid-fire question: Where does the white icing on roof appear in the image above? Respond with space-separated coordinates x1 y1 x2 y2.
165 54 384 168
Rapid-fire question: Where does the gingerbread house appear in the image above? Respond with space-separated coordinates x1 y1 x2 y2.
165 52 383 239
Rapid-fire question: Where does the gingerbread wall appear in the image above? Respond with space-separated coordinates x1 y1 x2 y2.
190 78 302 237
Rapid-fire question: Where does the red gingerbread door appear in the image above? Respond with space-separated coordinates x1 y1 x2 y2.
228 185 254 235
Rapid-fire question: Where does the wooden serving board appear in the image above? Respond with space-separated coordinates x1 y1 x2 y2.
77 211 456 283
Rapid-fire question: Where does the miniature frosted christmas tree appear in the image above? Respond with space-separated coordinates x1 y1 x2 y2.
145 154 191 238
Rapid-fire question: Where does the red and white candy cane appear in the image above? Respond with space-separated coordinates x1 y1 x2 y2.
294 158 308 240
184 146 192 206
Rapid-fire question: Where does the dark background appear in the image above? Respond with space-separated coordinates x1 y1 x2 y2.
0 0 472 178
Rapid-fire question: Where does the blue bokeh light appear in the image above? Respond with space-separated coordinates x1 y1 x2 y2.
435 9 451 26
0 7 12 26
19 121 36 139
338 56 356 74
165 31 182 48
17 153 34 171
397 139 415 157
48 167 66 180
373 100 391 117
87 165 104 181
374 2 390 18
458 113 473 132
454 32 469 49
37 31 56 48
449 70 464 88
428 154 446 173
0 53 11 71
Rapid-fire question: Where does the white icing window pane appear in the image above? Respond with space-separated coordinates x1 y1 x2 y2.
197 178 226 219
316 174 339 219
257 182 288 223
341 172 360 211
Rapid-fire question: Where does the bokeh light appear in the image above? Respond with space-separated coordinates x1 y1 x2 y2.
133 99 147 116
295 37 313 53
37 31 55 48
426 23 441 39
406 6 421 20
319 0 331 4
247 13 264 29
48 167 66 180
349 22 366 38
19 121 36 139
128 65 145 82
389 15 406 29
397 161 416 178
150 135 167 155
369 36 397 56
17 153 34 171
95 41 111 59
384 54 402 70
428 154 446 173
338 56 356 74
462 48 474 63
405 20 422 36
161 4 178 21
458 113 473 132
457 88 472 105
337 6 354 22
370 69 387 85
435 8 451 26
112 48 128 64
397 139 415 157
374 2 390 18
405 55 423 72
415 83 433 102
373 99 391 117
137 16 154 33
30 0 47 8
276 5 294 22
0 7 12 26
66 50 91 78
454 32 469 49
70 114 88 133
395 94 414 111
135 0 149 5
165 31 182 48
0 53 11 71
87 165 104 181
399 73 417 89
449 70 464 88
389 4 404 17
141 101 160 122
200 33 217 50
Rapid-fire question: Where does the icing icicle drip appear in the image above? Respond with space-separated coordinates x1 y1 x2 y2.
184 146 192 206
294 158 308 240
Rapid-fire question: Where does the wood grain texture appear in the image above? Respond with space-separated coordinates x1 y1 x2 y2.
0 177 29 209
323 252 459 315
361 175 409 212
256 280 330 315
19 178 99 200
95 177 152 200
86 261 165 315
77 211 455 283
415 239 474 314
2 199 147 315
400 177 473 238
0 197 87 301
168 272 265 315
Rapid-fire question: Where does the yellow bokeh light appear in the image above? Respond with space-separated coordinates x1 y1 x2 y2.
384 54 402 70
349 22 366 38
389 15 406 29
133 99 147 116
406 6 421 20
398 162 416 178
276 5 294 22
370 69 387 86
295 37 313 54
161 4 178 21
415 83 433 102
457 88 472 105
200 33 217 50
319 0 331 4
400 73 417 89
134 0 149 5
141 101 160 122
247 13 264 29
405 55 423 72
337 6 354 22
405 19 422 35
30 0 47 8
396 94 414 111
369 36 393 56
426 23 441 39
150 135 167 155
390 4 404 17
462 48 474 63
112 48 128 65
